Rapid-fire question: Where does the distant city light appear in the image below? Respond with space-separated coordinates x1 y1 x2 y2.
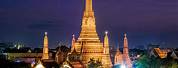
137 55 140 58
15 60 21 63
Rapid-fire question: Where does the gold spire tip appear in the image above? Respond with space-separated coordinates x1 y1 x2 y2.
105 31 108 35
45 32 48 35
124 33 127 37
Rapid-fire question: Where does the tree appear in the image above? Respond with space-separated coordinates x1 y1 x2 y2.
135 55 161 68
162 59 178 68
160 52 178 68
87 58 102 68
135 55 149 68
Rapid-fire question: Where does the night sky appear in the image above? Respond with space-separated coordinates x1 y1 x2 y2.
0 0 178 48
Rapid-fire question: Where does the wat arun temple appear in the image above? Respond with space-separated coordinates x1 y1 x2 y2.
70 0 112 67
67 0 132 68
2 0 177 68
1 0 132 68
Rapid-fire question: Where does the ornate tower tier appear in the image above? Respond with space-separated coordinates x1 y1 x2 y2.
114 43 123 65
74 0 105 67
78 0 100 42
73 0 113 67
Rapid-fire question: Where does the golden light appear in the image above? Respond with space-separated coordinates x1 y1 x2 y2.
121 64 126 68
105 31 108 35
35 63 45 68
64 65 72 68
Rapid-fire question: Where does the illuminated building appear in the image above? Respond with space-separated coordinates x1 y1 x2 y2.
72 0 112 67
34 60 45 68
114 33 132 68
123 33 132 68
154 48 168 58
102 32 113 67
55 46 70 64
14 43 24 49
150 48 170 59
61 53 73 68
71 35 75 52
68 35 83 68
42 32 49 60
68 47 83 68
114 45 123 65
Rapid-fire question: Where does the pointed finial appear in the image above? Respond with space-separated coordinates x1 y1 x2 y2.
72 34 75 37
105 31 108 35
72 34 75 41
45 32 48 35
117 48 120 52
124 33 127 37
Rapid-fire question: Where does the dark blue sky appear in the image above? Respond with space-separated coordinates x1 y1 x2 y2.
0 0 178 48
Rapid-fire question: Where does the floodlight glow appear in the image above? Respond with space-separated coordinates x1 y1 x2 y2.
64 65 71 68
105 31 108 34
35 64 44 68
121 64 126 68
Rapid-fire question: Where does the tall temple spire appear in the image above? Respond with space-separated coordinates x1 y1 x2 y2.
71 34 75 52
42 32 49 60
84 0 94 17
78 0 99 41
73 0 112 67
123 33 128 54
123 33 132 68
103 31 113 67
85 0 93 12
117 42 121 53
114 37 123 65
104 31 109 54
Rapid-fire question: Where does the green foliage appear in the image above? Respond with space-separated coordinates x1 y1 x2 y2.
87 58 102 68
135 55 161 68
135 54 178 68
135 55 149 68
161 58 178 68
